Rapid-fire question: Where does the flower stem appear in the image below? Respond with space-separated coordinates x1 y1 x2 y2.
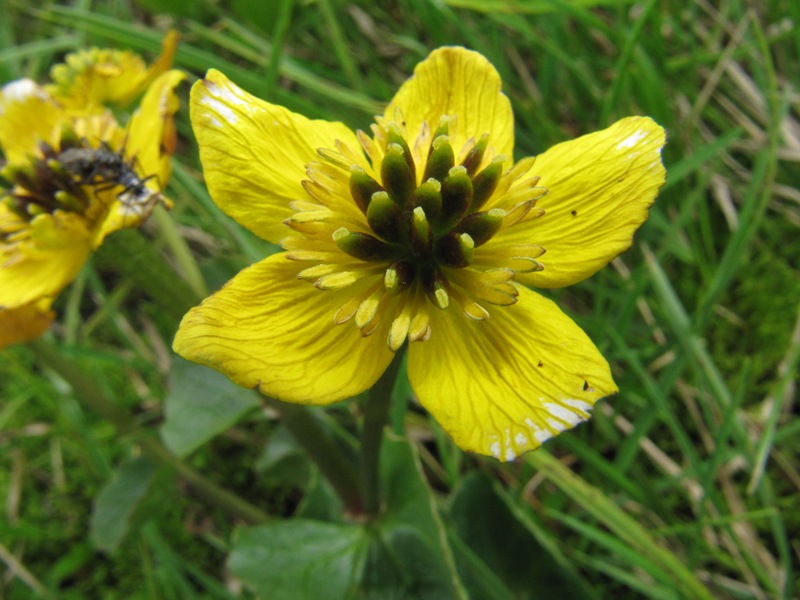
29 339 271 525
360 348 406 518
262 396 364 515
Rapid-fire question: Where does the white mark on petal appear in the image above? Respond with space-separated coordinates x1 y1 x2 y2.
200 96 238 125
1 79 47 104
525 418 541 431
544 402 585 426
617 129 646 149
562 398 594 413
505 447 517 461
214 84 251 108
547 417 568 432
515 432 529 447
534 429 553 443
489 441 501 459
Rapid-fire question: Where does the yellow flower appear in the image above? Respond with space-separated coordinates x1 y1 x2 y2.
0 298 55 348
47 31 179 114
174 47 666 460
0 69 185 346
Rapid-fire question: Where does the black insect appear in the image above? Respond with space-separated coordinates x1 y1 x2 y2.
57 143 161 211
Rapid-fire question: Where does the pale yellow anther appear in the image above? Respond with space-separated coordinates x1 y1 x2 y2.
332 227 350 241
297 263 339 281
384 268 398 293
334 296 361 324
315 271 359 290
388 312 412 352
355 293 381 328
409 309 431 342
434 287 449 309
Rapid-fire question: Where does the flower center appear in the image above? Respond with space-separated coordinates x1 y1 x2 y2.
1 140 92 228
1 134 158 245
284 114 548 351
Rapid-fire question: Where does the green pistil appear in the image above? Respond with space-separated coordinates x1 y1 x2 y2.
410 179 442 220
422 135 454 183
439 166 472 230
437 232 474 268
381 143 415 206
457 208 505 247
471 156 504 212
349 166 382 213
340 121 508 309
367 191 405 243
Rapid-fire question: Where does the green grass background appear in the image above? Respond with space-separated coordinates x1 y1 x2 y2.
1 0 798 598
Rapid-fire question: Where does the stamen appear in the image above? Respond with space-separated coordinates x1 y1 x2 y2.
384 260 414 295
292 113 549 350
408 301 431 342
387 298 414 352
356 129 383 170
448 285 491 321
355 288 383 329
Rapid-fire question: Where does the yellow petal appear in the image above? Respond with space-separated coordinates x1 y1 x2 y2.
385 47 514 164
0 211 92 309
501 116 666 288
0 80 64 164
0 298 55 349
191 69 361 244
407 286 616 460
173 252 395 404
46 31 179 112
125 69 186 183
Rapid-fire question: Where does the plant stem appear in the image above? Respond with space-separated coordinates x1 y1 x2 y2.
360 348 405 518
30 339 271 524
263 396 364 515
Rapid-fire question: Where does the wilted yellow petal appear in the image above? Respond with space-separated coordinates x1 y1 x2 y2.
408 286 616 460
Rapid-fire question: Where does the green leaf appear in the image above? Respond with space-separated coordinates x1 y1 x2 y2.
228 520 367 600
294 467 344 522
161 358 260 457
450 471 599 599
376 434 466 599
90 456 159 552
361 525 459 600
231 436 466 599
